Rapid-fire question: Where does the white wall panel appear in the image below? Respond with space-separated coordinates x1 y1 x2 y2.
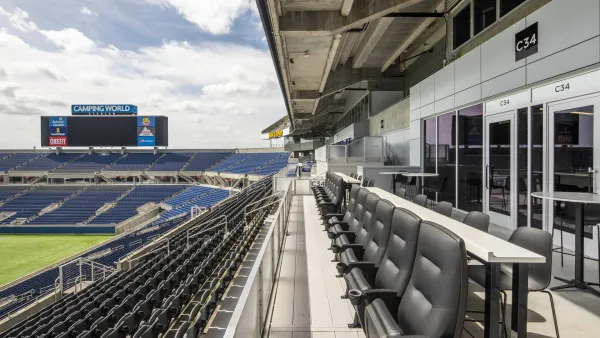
420 103 434 119
410 108 420 122
527 37 600 85
410 120 421 140
434 95 455 114
481 20 526 82
526 0 600 63
454 47 481 92
434 63 455 100
481 67 526 98
420 75 435 106
409 139 421 167
410 84 421 110
454 85 481 107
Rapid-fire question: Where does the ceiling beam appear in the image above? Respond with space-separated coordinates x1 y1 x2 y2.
352 17 393 69
384 12 444 17
279 0 427 37
319 34 343 93
341 0 354 16
322 63 380 96
380 0 445 73
291 90 320 100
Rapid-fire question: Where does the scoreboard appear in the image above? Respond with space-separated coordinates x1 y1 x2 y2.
40 116 168 147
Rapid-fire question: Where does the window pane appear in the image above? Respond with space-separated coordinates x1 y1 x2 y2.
474 0 497 35
424 118 436 173
453 4 471 49
517 108 528 227
530 105 543 229
501 0 526 17
457 104 483 212
435 112 456 206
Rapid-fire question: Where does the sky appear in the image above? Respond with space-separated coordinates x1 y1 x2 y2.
0 0 286 149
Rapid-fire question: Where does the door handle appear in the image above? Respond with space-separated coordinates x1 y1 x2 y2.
485 165 489 189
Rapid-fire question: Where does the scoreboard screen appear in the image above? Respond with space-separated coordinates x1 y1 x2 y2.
41 116 168 147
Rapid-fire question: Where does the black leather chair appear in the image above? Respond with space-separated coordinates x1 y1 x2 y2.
327 188 369 243
362 221 468 338
336 199 395 271
331 193 380 261
323 184 360 228
344 208 421 326
318 176 344 219
433 201 453 217
423 176 448 207
462 211 490 233
413 194 428 207
468 227 559 338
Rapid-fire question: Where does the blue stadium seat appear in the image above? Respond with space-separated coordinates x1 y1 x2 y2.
147 153 194 172
0 153 44 172
105 154 162 171
182 152 231 172
54 154 122 173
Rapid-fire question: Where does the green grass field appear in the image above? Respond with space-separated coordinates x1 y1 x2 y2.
0 235 111 287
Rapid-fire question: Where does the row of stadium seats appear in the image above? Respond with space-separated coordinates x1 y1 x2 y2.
89 185 188 224
146 153 193 172
0 152 289 176
0 186 82 224
27 186 131 225
55 154 122 174
0 176 274 337
155 187 230 223
0 215 190 321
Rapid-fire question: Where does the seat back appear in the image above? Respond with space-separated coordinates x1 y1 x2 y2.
374 208 421 294
330 176 345 206
348 188 369 233
362 200 395 265
508 227 552 291
396 221 468 338
462 211 490 233
354 193 381 246
413 194 428 207
342 185 361 222
433 201 453 217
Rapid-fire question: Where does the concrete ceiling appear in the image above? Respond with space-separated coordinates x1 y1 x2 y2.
258 0 446 137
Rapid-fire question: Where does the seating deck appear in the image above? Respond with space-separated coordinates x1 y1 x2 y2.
266 186 600 338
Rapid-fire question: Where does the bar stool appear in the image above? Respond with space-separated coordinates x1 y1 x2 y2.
405 176 417 200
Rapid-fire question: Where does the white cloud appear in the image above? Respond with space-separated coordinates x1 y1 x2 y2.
0 8 284 149
40 28 96 53
80 6 98 16
148 0 254 34
0 6 38 32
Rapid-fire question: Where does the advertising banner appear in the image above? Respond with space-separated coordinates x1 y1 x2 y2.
137 136 155 146
49 117 67 127
49 137 67 146
137 116 155 127
71 104 138 115
50 126 67 136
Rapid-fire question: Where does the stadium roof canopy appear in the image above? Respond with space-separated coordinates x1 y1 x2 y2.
256 0 445 138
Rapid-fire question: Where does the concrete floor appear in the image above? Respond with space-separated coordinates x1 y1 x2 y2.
267 192 600 337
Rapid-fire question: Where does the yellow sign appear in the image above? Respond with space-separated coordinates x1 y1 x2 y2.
268 130 283 139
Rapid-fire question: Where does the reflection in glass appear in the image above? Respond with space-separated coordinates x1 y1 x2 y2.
424 118 436 173
474 0 497 35
457 104 483 212
530 105 543 229
553 105 594 193
517 108 528 227
453 4 471 49
436 112 456 206
489 119 511 216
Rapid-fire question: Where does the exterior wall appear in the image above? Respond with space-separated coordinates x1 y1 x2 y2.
409 0 600 167
333 124 354 142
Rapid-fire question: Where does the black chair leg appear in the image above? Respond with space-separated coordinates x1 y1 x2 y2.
500 290 508 338
541 290 560 338
560 222 564 267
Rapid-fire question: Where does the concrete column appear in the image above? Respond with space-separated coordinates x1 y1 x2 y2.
175 176 179 184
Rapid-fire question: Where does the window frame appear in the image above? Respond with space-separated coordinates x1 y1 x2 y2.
449 0 531 52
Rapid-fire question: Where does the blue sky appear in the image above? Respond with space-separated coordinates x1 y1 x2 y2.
0 0 284 148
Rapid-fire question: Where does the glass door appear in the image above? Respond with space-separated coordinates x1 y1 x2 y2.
548 95 600 240
485 112 517 229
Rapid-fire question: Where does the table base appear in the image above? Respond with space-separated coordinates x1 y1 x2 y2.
551 276 600 297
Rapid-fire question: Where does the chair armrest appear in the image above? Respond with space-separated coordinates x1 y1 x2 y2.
331 242 361 254
337 261 375 276
364 289 401 315
325 213 344 220
328 230 354 241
